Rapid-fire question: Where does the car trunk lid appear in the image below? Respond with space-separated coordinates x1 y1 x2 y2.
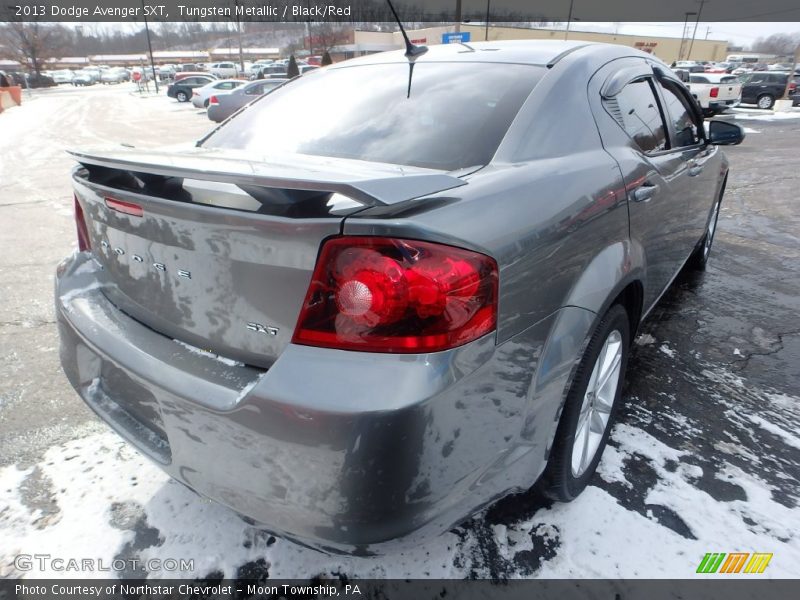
70 146 465 368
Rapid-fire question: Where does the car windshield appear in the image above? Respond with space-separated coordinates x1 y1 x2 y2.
203 62 544 170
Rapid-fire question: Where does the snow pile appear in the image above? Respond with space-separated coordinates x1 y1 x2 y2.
1 359 798 579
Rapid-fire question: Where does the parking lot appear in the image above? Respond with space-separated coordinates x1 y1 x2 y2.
1 83 799 579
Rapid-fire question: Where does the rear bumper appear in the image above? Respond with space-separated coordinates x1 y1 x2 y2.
708 99 738 110
56 252 558 553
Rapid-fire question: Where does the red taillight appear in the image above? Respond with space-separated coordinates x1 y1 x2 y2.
74 195 91 252
293 237 498 353
790 82 797 93
104 196 143 217
710 87 719 98
209 95 219 105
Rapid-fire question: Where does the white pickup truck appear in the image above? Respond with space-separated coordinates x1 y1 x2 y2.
688 73 742 116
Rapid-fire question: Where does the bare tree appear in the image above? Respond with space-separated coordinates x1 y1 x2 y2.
308 23 352 53
0 22 69 75
750 32 800 56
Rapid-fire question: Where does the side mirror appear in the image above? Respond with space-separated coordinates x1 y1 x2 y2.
708 120 745 145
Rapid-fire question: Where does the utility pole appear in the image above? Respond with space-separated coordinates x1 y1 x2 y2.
678 12 696 61
687 0 706 61
485 0 490 41
705 26 711 40
455 0 462 34
564 0 575 41
140 0 158 93
235 0 245 73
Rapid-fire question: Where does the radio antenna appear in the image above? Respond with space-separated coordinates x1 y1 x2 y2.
386 0 428 57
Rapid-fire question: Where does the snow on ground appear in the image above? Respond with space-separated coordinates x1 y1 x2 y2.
2 350 798 580
730 107 800 121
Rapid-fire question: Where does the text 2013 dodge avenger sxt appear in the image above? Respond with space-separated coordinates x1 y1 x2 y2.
56 41 743 552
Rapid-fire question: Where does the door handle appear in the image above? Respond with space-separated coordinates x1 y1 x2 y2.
632 183 659 202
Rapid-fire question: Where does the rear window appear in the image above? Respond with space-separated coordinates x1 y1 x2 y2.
689 75 709 84
203 62 544 170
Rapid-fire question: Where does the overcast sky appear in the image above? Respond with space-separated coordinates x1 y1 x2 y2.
573 22 800 45
76 21 800 48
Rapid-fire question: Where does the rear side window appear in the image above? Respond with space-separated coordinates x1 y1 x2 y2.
605 79 666 153
203 63 544 170
659 83 701 148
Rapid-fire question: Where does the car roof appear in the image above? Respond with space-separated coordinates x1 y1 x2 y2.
332 40 591 68
327 40 653 69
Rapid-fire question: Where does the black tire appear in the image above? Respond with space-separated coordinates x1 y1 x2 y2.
689 179 725 270
756 94 775 110
176 91 189 102
541 304 630 502
204 98 209 108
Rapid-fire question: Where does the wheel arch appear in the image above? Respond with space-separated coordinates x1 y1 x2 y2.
521 242 645 475
560 239 647 339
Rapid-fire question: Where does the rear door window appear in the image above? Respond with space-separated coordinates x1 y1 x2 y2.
658 82 702 148
605 78 667 153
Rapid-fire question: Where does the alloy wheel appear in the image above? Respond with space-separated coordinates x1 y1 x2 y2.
571 329 623 477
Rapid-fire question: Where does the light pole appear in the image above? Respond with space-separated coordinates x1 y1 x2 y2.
140 0 158 93
564 0 575 41
234 0 245 73
687 0 707 61
485 0 490 41
678 11 696 61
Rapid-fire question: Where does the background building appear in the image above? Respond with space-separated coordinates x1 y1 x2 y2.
342 25 728 64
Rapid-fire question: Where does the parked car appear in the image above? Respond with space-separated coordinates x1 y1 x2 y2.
51 69 75 84
300 65 320 75
157 65 176 80
739 71 798 109
206 79 286 121
251 64 288 79
191 78 246 108
84 68 103 82
248 59 274 76
210 62 239 78
174 71 216 82
100 68 127 84
59 41 743 553
179 63 199 72
688 73 742 115
167 75 216 102
673 60 705 73
26 72 56 88
71 70 96 86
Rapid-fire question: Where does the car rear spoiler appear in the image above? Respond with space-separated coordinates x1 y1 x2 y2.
68 147 467 207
